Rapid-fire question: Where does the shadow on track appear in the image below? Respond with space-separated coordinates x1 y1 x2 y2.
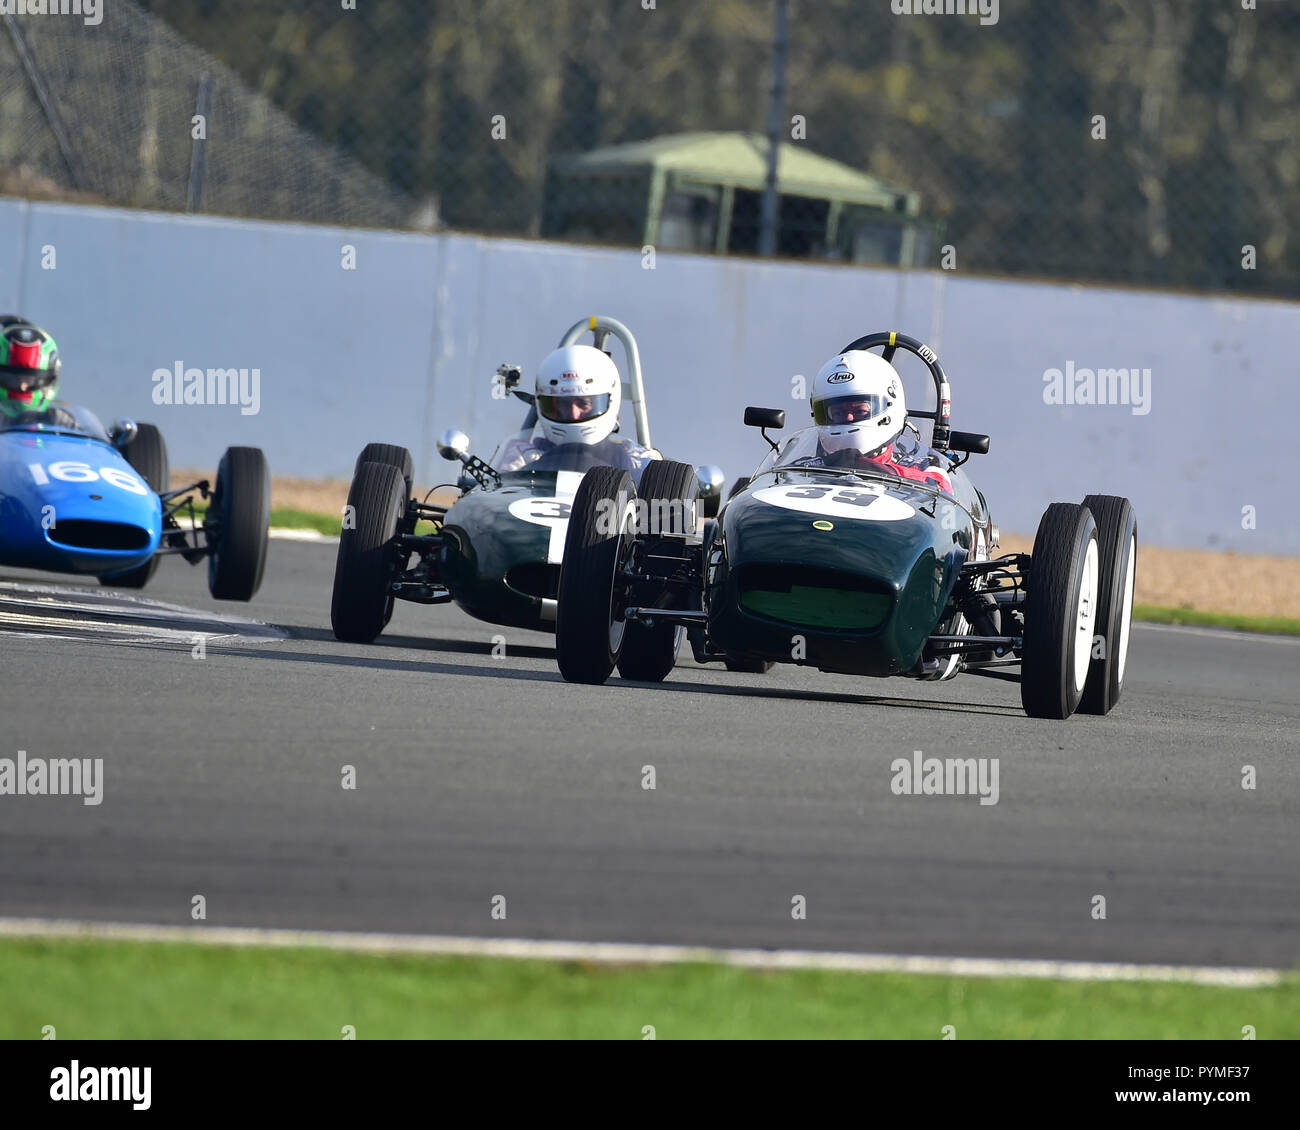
213 635 1025 719
286 624 558 661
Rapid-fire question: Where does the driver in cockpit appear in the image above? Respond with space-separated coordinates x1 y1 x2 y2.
494 344 657 482
801 350 953 494
0 322 78 428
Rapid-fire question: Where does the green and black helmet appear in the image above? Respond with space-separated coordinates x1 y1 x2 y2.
0 323 61 417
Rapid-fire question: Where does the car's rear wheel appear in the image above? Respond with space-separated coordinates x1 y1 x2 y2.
99 422 168 589
354 443 414 500
331 461 408 642
616 460 695 682
207 447 271 601
556 467 636 684
1078 494 1137 716
1020 502 1100 719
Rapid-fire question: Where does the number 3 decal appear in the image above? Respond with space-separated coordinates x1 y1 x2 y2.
508 496 573 527
786 485 832 500
831 490 876 508
527 501 571 520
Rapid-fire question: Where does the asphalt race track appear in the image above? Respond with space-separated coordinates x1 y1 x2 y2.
2 539 1297 969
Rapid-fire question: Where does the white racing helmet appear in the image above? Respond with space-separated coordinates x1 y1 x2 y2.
535 344 622 445
810 350 907 457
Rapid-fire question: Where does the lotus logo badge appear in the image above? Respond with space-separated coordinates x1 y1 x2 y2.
812 520 833 531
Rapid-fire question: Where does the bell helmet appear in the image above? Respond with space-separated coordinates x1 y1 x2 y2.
0 324 61 418
535 344 622 446
810 350 906 457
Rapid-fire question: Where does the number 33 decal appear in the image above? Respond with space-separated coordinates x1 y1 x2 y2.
785 485 878 508
752 483 917 522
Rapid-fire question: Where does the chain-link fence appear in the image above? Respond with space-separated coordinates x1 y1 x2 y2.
3 0 1297 296
0 0 411 225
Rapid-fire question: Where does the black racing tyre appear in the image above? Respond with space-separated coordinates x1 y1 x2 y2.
1020 502 1100 720
635 460 697 534
354 443 414 499
330 461 408 642
99 422 169 589
616 460 696 682
724 654 774 674
556 466 637 684
207 447 271 601
727 476 750 501
1078 495 1137 716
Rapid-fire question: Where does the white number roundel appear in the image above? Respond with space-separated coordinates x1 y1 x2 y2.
28 461 149 496
751 483 916 521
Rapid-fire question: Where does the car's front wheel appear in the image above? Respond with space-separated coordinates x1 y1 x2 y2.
330 460 408 642
206 446 270 601
1020 502 1100 719
616 460 696 682
1078 494 1137 716
556 467 637 684
354 442 414 500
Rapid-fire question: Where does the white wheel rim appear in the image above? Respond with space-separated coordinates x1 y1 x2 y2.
940 612 968 681
1073 537 1099 694
607 497 636 653
1116 532 1136 683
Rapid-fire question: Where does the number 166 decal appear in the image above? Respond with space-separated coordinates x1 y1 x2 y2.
28 461 149 496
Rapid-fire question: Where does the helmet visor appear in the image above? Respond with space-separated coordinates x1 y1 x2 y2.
538 393 610 424
0 365 58 394
813 393 888 427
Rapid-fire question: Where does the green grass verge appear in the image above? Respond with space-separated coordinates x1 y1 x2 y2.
187 501 342 536
189 503 442 537
266 506 344 536
0 938 1294 1040
1134 604 1300 636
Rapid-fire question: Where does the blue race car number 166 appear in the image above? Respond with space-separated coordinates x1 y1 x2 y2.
28 461 149 496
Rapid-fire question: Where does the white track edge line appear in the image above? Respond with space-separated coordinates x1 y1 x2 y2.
0 917 1282 987
1132 621 1300 646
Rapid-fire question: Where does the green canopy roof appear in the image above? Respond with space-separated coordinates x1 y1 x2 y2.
557 132 916 212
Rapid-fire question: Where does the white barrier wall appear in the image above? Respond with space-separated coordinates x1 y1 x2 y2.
3 196 1297 553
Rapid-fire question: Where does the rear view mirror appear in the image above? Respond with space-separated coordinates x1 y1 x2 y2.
437 428 471 462
696 464 724 518
108 418 138 447
948 430 990 455
744 406 785 430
